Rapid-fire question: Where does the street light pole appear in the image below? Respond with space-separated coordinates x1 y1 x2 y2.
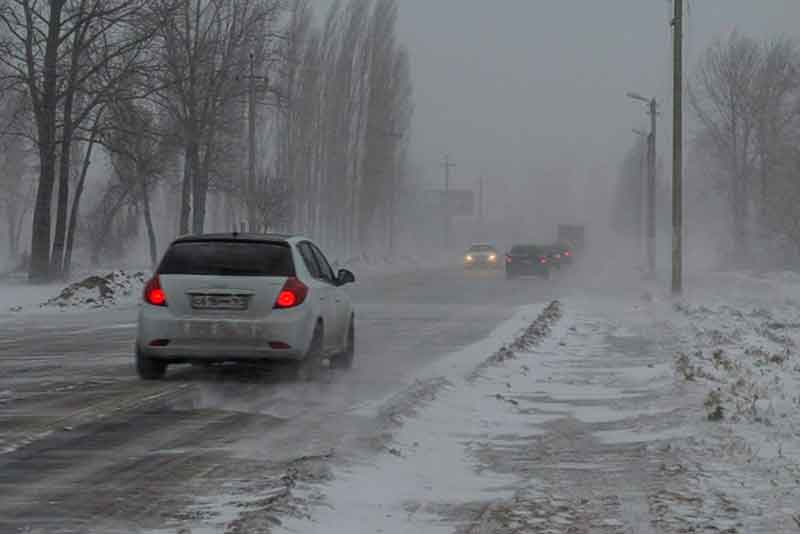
627 92 658 279
633 129 648 269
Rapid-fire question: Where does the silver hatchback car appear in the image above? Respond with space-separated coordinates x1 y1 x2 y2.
135 233 355 380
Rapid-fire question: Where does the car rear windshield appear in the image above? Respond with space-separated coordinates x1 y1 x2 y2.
158 240 295 276
510 245 541 256
469 245 494 252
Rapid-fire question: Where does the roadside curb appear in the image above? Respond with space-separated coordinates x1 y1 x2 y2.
468 299 562 382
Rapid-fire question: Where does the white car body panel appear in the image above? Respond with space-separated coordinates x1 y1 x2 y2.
136 235 353 364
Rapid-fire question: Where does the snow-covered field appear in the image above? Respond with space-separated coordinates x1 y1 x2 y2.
271 271 800 533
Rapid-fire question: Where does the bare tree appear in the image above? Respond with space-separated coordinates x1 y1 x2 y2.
690 31 763 264
154 0 282 236
690 32 800 267
0 0 175 281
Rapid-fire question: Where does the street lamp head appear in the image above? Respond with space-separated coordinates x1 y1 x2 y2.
626 91 649 103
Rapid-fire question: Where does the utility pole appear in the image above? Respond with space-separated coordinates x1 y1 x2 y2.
442 154 455 246
647 97 657 280
633 129 648 267
247 51 257 232
627 92 657 279
672 0 684 295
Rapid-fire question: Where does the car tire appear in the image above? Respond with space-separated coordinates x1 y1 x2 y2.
332 318 355 370
293 322 324 382
136 345 167 380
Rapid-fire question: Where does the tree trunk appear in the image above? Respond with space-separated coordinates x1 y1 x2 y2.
51 14 85 280
7 210 17 258
63 131 98 279
179 142 194 234
28 1 66 283
29 142 57 282
141 178 158 269
191 145 206 234
51 104 75 278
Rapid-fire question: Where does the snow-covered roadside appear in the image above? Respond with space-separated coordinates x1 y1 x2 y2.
666 272 800 533
271 272 800 533
0 269 146 316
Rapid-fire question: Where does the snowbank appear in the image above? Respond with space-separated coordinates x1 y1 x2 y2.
2 270 146 314
40 270 146 310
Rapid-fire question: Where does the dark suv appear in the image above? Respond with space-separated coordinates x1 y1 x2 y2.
505 244 550 279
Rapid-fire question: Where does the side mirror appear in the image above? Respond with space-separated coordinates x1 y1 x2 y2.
337 268 355 286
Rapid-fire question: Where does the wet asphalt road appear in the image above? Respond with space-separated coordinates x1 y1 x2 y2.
0 267 556 533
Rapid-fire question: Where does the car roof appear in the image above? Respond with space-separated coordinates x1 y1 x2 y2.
510 243 545 251
172 232 303 244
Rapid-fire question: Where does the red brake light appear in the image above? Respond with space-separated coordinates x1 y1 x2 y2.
564 251 571 257
505 255 512 264
539 257 548 264
144 275 167 306
274 277 308 309
276 290 296 308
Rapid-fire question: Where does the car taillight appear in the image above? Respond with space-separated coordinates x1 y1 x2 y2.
274 277 308 309
539 257 548 264
505 255 512 264
564 251 571 257
144 275 167 306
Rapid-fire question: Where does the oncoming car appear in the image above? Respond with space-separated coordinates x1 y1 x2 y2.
136 233 356 381
463 243 499 269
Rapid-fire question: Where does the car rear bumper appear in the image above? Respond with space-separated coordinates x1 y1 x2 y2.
138 344 305 362
136 304 313 362
506 264 549 276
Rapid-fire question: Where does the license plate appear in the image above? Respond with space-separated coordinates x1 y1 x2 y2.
190 294 249 310
184 321 262 339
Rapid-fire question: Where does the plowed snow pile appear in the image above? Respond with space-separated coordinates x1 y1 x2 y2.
41 270 146 310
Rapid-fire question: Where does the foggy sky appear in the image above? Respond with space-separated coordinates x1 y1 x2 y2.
319 1 800 225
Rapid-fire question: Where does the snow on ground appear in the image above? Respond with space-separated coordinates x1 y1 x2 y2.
665 272 800 533
0 269 146 315
272 270 800 533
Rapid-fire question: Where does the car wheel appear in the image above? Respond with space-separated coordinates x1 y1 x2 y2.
293 322 324 382
136 345 167 380
332 318 355 370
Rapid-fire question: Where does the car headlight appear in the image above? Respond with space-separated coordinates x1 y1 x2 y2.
488 254 497 262
465 255 473 262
